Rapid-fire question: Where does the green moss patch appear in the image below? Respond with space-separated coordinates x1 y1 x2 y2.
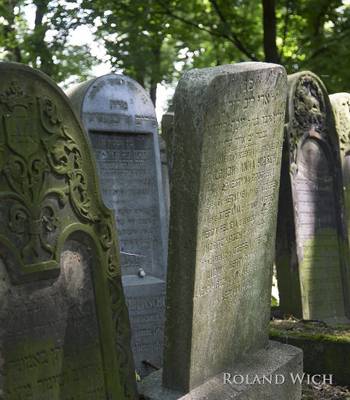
270 318 350 386
270 319 350 343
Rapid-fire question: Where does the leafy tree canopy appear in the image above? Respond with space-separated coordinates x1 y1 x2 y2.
1 0 350 98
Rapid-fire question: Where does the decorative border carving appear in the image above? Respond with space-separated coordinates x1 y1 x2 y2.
288 74 329 173
0 78 136 399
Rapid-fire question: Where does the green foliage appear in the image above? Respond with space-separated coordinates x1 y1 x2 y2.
0 0 97 84
80 0 350 97
1 0 350 93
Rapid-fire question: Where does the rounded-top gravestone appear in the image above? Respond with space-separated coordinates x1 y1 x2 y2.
276 72 350 324
330 93 350 250
0 63 137 399
67 74 167 377
68 74 167 280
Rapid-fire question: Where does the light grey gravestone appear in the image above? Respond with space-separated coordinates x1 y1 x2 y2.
276 72 350 324
67 74 167 377
330 93 350 249
0 63 137 399
139 63 303 400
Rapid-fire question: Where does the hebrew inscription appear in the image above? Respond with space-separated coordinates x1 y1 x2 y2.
163 64 287 391
91 132 160 277
0 243 106 400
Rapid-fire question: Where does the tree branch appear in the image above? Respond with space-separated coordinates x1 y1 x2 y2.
156 0 258 61
209 0 258 61
262 0 280 63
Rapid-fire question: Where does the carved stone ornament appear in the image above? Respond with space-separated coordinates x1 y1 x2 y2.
288 73 328 169
0 64 137 399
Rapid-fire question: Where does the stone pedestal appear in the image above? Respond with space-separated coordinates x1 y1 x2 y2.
139 341 303 400
123 276 166 377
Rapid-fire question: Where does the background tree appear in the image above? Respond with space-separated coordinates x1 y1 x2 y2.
1 0 350 95
0 0 98 84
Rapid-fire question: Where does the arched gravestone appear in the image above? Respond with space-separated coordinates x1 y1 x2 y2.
330 93 350 248
276 72 350 323
0 63 137 399
67 74 167 377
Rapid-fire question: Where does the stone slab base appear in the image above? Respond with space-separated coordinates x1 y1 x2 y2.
122 275 166 378
139 341 303 400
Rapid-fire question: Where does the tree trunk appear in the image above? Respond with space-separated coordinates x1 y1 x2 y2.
33 0 53 76
149 41 162 106
262 0 280 64
4 0 22 62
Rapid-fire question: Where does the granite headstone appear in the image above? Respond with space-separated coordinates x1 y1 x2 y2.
140 63 303 400
67 74 166 377
0 63 136 399
276 72 350 323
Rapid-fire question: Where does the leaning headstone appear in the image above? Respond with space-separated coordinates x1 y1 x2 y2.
140 63 302 399
330 93 350 248
276 72 350 323
0 63 136 399
67 74 167 377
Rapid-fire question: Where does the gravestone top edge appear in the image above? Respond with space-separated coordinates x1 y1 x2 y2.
67 73 157 134
285 70 339 165
174 63 286 128
330 92 350 154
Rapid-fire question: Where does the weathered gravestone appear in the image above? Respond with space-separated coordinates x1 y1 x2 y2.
0 63 137 399
158 136 170 233
67 74 167 377
330 93 350 249
276 72 350 323
161 105 174 181
140 63 303 400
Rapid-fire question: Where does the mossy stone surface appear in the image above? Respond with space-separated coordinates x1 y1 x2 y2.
0 63 137 399
276 72 350 324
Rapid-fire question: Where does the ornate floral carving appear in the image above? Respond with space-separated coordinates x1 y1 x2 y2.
289 75 327 168
0 82 97 267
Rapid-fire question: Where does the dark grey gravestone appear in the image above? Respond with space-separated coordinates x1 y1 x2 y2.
0 63 137 399
158 136 170 235
140 63 303 400
276 72 350 324
161 106 174 181
67 74 166 377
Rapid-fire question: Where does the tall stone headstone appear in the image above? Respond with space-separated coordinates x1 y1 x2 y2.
276 72 350 323
0 63 136 399
158 135 170 233
161 106 174 181
140 63 302 400
330 93 350 248
67 74 166 377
